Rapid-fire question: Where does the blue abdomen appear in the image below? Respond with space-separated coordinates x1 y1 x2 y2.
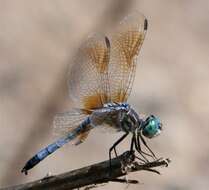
21 117 90 175
21 138 70 175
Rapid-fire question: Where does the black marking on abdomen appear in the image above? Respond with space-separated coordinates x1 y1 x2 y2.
21 117 91 175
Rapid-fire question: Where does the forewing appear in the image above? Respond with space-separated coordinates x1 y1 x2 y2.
108 11 148 103
68 35 111 110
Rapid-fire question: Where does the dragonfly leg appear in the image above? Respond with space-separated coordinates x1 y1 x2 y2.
136 132 155 159
109 132 129 174
138 132 157 159
130 134 146 163
130 134 135 152
135 136 151 162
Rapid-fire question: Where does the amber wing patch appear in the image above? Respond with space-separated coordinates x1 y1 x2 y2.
85 43 109 74
68 35 111 110
83 93 109 110
108 11 147 103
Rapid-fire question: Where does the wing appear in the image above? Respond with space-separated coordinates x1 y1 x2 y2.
108 11 148 103
68 35 111 110
53 108 89 137
68 12 147 109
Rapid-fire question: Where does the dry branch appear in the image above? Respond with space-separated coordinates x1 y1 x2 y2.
1 151 170 190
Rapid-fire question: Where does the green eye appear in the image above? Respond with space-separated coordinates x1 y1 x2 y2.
142 116 162 138
150 120 155 126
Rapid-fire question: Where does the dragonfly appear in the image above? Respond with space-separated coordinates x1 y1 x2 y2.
21 11 162 175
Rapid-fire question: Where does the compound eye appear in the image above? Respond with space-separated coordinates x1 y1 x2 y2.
150 120 155 126
142 117 162 138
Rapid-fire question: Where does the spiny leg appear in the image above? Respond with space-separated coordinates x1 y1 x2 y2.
133 134 149 162
130 134 146 163
139 133 157 159
109 111 129 171
109 132 129 174
130 134 135 152
136 132 155 159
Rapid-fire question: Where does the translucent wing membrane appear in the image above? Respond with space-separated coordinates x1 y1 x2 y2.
68 12 147 109
53 109 89 137
108 11 147 103
68 35 111 110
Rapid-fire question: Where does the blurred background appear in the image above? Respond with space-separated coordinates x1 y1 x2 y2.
0 0 209 189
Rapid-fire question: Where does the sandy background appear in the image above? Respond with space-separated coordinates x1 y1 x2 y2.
0 0 209 189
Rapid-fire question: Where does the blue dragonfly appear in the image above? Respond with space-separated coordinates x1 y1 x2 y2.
21 11 162 175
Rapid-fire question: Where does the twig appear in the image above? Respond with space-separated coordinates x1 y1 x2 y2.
1 151 170 190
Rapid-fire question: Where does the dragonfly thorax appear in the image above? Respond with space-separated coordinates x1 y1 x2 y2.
104 102 130 110
90 103 138 132
117 104 141 133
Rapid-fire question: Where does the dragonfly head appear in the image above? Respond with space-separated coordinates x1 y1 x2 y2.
140 115 162 138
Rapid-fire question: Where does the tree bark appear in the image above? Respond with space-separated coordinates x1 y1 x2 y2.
1 151 170 190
